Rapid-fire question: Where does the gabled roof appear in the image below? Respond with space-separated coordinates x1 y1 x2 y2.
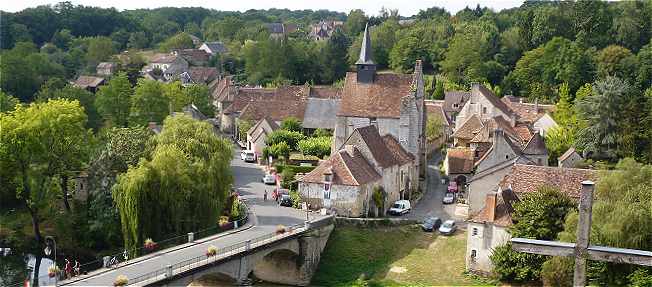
150 53 179 64
338 72 413 118
502 98 556 124
559 147 580 161
446 147 475 174
188 67 218 84
299 147 381 186
309 86 342 99
351 125 399 168
73 76 105 88
470 190 516 227
221 88 277 114
202 42 227 54
382 135 415 165
356 23 374 65
443 91 470 113
522 133 548 155
302 98 340 129
239 99 307 122
474 84 514 117
499 164 598 199
175 49 210 63
513 124 533 144
453 114 482 140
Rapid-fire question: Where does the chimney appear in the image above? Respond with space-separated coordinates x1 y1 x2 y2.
471 83 480 93
485 193 497 222
534 98 539 112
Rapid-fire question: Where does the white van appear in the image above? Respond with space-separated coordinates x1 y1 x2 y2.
388 200 411 216
241 150 256 162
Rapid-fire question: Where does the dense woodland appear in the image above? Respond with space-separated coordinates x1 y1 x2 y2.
1 1 652 286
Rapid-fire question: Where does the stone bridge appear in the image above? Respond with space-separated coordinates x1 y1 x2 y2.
140 216 334 286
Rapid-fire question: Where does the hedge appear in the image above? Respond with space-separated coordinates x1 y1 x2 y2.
274 164 316 174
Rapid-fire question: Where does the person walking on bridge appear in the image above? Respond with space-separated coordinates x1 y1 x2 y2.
264 190 268 201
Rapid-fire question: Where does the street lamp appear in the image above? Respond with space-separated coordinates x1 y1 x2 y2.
44 236 57 286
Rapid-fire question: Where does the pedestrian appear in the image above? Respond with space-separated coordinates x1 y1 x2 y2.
64 259 72 279
275 190 279 203
123 249 128 261
74 260 80 277
264 190 268 201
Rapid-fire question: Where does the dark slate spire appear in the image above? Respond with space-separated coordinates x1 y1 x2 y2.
356 23 376 83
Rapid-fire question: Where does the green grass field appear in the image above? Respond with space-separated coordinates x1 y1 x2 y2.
311 225 497 287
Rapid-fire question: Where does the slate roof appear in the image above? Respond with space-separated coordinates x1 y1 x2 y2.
299 147 381 186
356 23 374 65
353 125 399 168
453 114 483 140
382 135 415 165
499 164 598 199
188 67 219 84
302 98 340 129
522 133 548 155
559 147 580 161
73 76 105 88
202 42 227 54
338 72 414 118
443 91 470 113
446 147 475 174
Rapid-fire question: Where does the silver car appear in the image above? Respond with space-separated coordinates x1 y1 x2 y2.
442 192 455 204
438 220 457 235
262 174 276 185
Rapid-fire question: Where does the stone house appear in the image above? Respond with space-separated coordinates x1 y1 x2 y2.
501 96 557 136
558 147 583 168
96 62 117 76
455 84 516 130
466 164 597 274
173 49 210 66
443 91 470 125
73 75 105 93
299 125 416 217
180 67 219 86
309 20 344 41
141 54 189 82
265 23 298 40
246 117 280 158
333 24 426 176
199 42 227 56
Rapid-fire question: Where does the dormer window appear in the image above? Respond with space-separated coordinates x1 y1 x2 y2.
324 173 333 182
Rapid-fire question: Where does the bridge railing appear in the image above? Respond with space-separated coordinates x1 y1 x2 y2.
127 222 309 286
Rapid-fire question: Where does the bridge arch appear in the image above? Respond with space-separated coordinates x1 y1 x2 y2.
252 248 303 285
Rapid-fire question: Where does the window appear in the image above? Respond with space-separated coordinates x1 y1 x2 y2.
323 184 331 200
370 117 377 126
471 250 477 261
482 107 487 114
472 228 478 236
453 104 459 108
505 154 509 159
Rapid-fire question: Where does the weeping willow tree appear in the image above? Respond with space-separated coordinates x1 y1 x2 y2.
113 115 233 251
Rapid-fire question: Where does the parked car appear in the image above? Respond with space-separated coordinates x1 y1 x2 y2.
438 220 457 235
262 174 276 185
442 192 456 204
241 150 256 162
388 200 411 216
421 217 442 232
279 194 293 207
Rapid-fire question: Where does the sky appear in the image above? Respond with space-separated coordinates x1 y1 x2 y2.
3 0 524 16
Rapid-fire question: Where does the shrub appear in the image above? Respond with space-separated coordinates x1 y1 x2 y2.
280 117 302 132
265 130 305 148
281 168 297 189
114 275 128 286
206 245 217 257
144 238 157 250
541 257 573 287
297 136 331 158
265 142 290 159
218 216 229 227
274 164 316 174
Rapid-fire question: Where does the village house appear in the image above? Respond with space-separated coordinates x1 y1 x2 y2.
246 117 280 158
199 41 227 56
558 147 583 168
298 125 416 217
333 24 426 176
443 91 470 124
179 67 219 86
141 53 189 82
309 20 344 41
73 75 105 93
466 164 597 274
265 23 298 39
96 62 117 76
173 49 210 66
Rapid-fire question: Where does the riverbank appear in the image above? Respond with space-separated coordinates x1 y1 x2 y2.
311 225 497 286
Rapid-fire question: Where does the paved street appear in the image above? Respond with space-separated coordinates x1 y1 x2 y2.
57 146 311 286
410 151 458 222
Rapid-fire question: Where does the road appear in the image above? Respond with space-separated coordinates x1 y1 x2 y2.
58 146 311 286
410 151 458 221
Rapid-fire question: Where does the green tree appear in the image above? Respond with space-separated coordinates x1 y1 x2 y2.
0 91 20 113
51 29 73 50
237 119 253 140
491 187 576 282
433 79 445 100
280 117 302 132
113 115 232 251
184 84 214 117
441 21 498 84
636 41 652 89
95 72 133 127
163 81 190 112
425 116 443 143
344 9 367 37
159 32 194 52
86 36 115 66
554 158 652 286
128 31 149 49
266 130 306 150
321 29 350 83
595 45 638 82
297 137 331 158
0 99 89 243
129 79 168 126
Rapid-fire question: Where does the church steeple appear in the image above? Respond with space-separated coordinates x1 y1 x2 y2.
356 23 376 83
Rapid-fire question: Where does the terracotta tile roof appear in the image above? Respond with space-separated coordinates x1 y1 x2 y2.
338 72 413 118
239 99 307 122
443 91 470 113
453 114 482 140
499 164 598 199
188 67 218 84
309 86 342 99
382 135 415 165
522 133 548 155
150 53 179 64
469 117 522 144
73 76 105 88
221 88 277 114
299 147 381 186
502 98 556 124
446 147 475 174
559 147 579 161
176 49 210 63
354 125 399 168
470 190 515 227
513 124 533 144
425 101 451 126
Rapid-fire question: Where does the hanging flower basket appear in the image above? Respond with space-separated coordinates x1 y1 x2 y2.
218 216 230 229
48 265 60 278
114 275 128 286
275 225 287 234
144 238 158 250
206 245 218 257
